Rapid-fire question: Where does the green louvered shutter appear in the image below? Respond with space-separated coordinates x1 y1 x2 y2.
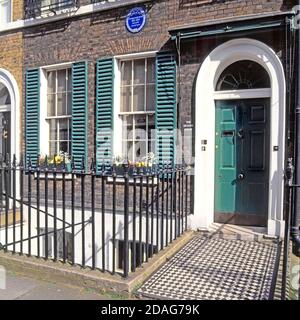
71 61 88 170
155 52 177 166
25 69 40 167
95 58 114 172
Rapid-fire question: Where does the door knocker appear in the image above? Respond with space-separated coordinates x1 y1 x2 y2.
2 130 8 139
237 129 244 139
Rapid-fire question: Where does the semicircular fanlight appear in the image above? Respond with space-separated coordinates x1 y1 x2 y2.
216 60 270 91
0 83 11 105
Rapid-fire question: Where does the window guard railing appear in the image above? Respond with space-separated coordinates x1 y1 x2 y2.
25 0 80 19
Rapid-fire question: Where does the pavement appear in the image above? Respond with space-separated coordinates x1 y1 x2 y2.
290 253 300 300
0 272 112 300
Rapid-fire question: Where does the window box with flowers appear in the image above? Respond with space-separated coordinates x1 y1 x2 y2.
106 152 158 185
34 152 73 179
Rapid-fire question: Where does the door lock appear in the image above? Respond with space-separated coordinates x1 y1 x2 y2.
237 173 245 180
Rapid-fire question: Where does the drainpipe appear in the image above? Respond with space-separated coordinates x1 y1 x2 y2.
292 3 300 257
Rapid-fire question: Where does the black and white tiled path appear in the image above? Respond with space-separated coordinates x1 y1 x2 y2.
138 234 280 300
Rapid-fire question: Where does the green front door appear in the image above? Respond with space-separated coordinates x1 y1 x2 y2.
214 99 270 226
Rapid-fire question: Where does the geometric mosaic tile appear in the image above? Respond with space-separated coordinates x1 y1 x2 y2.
138 234 280 300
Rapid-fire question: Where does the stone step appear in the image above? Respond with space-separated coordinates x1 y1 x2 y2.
198 223 278 243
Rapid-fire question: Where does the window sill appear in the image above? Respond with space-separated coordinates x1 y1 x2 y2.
106 176 158 185
34 172 73 180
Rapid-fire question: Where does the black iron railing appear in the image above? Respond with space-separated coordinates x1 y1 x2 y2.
0 155 191 278
25 0 80 19
282 158 300 300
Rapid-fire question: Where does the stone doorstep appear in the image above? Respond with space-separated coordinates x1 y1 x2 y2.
205 223 273 242
0 230 195 299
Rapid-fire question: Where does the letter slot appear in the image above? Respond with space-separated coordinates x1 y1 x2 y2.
221 130 235 137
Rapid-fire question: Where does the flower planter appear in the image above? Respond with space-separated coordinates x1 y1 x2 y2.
114 165 156 177
38 162 72 173
34 163 72 180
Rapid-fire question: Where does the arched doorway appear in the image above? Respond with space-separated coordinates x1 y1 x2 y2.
214 60 271 226
192 39 286 237
0 69 20 207
0 68 20 159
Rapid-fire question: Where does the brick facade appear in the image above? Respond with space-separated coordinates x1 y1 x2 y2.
22 0 296 161
0 0 24 149
13 0 24 21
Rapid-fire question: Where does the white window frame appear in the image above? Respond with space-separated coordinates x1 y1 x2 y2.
39 62 73 157
46 68 72 156
113 51 157 162
0 0 12 25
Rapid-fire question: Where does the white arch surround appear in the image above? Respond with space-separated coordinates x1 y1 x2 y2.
0 68 20 158
191 38 286 237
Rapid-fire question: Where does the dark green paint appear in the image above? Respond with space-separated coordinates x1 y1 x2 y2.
25 68 40 167
71 61 88 170
214 99 270 219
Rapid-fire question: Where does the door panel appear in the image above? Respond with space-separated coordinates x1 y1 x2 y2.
0 111 11 211
214 99 270 227
214 102 237 214
249 130 266 170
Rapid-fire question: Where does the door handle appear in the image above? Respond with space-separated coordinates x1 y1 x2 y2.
237 173 245 180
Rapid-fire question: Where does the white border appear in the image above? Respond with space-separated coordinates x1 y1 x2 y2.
39 62 73 156
191 38 286 237
0 0 13 26
112 51 157 158
0 68 20 158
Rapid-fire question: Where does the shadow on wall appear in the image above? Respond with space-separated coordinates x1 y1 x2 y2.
23 20 71 38
90 2 154 26
179 0 296 10
179 0 224 9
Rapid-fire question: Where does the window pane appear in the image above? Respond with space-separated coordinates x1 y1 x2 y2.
121 61 132 86
148 115 155 140
47 94 55 116
147 58 155 84
148 140 155 154
146 85 155 111
57 93 66 116
59 141 68 153
67 92 72 115
135 114 146 140
121 87 131 112
135 141 147 160
123 141 133 162
57 69 66 92
47 71 55 94
133 86 145 112
133 59 145 85
49 119 57 141
67 68 72 91
49 141 57 157
59 119 69 141
122 115 133 140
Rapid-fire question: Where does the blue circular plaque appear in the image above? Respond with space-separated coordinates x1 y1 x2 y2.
126 7 146 33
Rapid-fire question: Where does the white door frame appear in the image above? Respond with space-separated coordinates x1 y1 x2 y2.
191 38 286 237
0 68 20 159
